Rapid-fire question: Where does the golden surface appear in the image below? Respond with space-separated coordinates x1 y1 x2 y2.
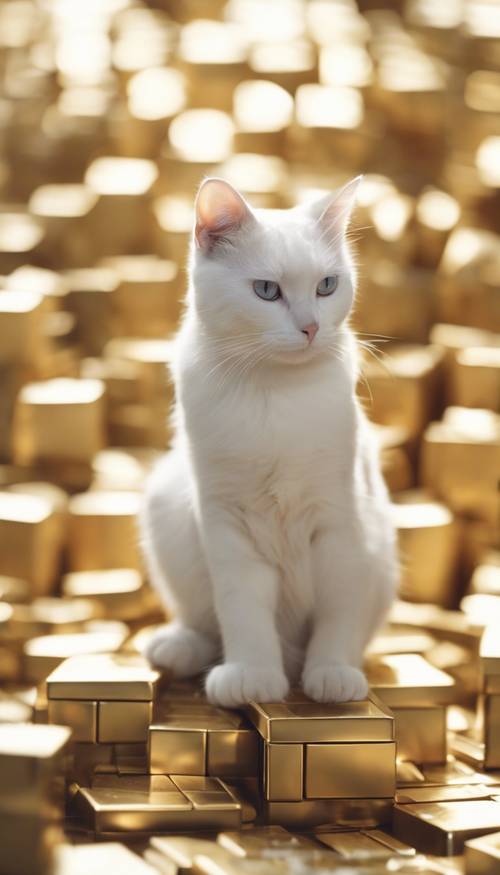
393 801 500 855
46 653 160 701
304 741 396 799
264 743 303 802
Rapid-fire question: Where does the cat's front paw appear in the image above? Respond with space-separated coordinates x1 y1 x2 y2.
143 622 217 678
303 663 368 703
205 663 289 707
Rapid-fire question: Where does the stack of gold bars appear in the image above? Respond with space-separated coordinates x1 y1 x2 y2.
1 0 500 872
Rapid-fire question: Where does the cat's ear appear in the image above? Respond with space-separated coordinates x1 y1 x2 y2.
309 175 362 236
194 177 255 251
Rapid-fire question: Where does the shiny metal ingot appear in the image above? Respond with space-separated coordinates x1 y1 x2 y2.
294 84 372 169
0 815 62 875
159 109 234 194
396 785 494 804
0 722 70 817
67 491 142 572
218 825 317 857
353 262 434 344
149 703 259 777
367 654 455 707
64 268 119 357
0 290 46 367
249 40 318 94
0 210 45 273
264 743 303 802
152 194 193 264
315 828 415 858
73 774 241 833
391 492 460 607
100 255 181 337
452 348 500 412
437 228 500 333
47 700 97 743
24 626 128 684
421 407 500 525
261 797 392 830
84 157 158 257
147 836 231 875
466 831 500 875
55 842 158 875
391 705 447 764
0 491 64 596
358 344 444 439
28 184 98 268
233 80 294 155
13 378 106 466
5 598 96 643
62 569 145 620
98 702 152 744
103 338 174 403
177 20 249 112
304 743 395 800
393 800 500 855
46 653 160 702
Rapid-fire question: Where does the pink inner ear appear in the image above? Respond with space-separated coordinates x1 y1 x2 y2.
317 175 362 234
195 179 249 248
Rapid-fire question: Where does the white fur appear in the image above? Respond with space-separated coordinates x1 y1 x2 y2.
139 177 398 706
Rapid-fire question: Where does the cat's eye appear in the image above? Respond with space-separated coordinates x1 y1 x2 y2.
253 280 281 301
317 275 338 296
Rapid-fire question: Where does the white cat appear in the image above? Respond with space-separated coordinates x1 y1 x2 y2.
139 176 398 707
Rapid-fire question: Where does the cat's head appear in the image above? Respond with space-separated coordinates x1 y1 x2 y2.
189 176 361 364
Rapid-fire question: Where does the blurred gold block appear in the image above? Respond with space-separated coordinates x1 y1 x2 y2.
218 825 317 857
146 836 230 874
177 20 250 112
305 742 396 800
397 785 493 804
438 228 500 333
64 268 119 357
479 694 500 768
120 67 187 159
103 338 173 403
28 183 98 268
0 491 64 596
470 553 500 597
91 448 160 492
152 194 193 263
84 157 158 257
0 210 45 273
149 701 259 778
73 774 241 832
98 702 152 744
315 828 414 858
0 290 46 367
264 742 303 802
465 831 500 875
67 491 142 572
421 407 500 524
24 625 128 684
452 348 500 411
46 653 160 702
0 816 62 875
233 80 294 155
100 255 181 337
217 153 290 209
5 598 96 643
358 344 444 438
47 700 97 743
391 491 460 607
354 262 434 344
415 188 460 267
55 842 157 875
393 800 500 855
262 797 392 829
160 109 234 193
250 40 318 93
62 569 146 620
294 84 372 169
391 705 447 764
367 654 455 706
0 722 70 815
13 377 106 465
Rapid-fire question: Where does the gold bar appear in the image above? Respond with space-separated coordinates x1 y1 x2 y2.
219 778 258 823
483 695 500 769
264 743 303 802
367 654 456 706
245 695 394 743
392 705 447 764
315 831 393 859
218 825 317 857
263 798 392 829
0 723 71 814
98 702 152 744
0 815 62 875
67 742 114 785
206 727 259 778
305 742 396 799
55 842 157 875
362 830 416 856
148 836 223 874
393 801 500 855
72 775 192 833
397 761 426 786
48 700 97 743
169 775 241 830
465 832 500 875
421 758 498 786
397 785 493 803
46 653 160 701
149 722 206 775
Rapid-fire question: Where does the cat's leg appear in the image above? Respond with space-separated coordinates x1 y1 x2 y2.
199 506 289 707
303 523 397 703
139 452 219 677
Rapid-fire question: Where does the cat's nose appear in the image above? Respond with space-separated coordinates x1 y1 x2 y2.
301 322 319 343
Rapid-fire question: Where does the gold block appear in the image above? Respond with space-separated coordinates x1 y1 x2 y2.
170 775 242 830
305 742 396 799
67 742 114 785
46 653 160 701
149 722 206 775
24 628 128 683
13 378 106 466
63 268 118 357
397 761 425 786
0 492 64 596
367 654 456 706
481 627 500 687
100 255 181 337
452 348 500 411
421 758 498 786
393 800 500 855
98 702 152 744
47 700 97 743
245 695 394 743
147 837 222 874
219 778 258 824
67 491 142 572
0 290 45 367
465 831 500 875
397 785 494 804
55 842 157 875
391 705 447 764
0 723 70 816
206 726 259 778
316 830 396 859
354 262 434 344
218 825 317 857
262 798 392 829
0 815 62 875
264 743 303 802
482 695 500 768
72 775 192 833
